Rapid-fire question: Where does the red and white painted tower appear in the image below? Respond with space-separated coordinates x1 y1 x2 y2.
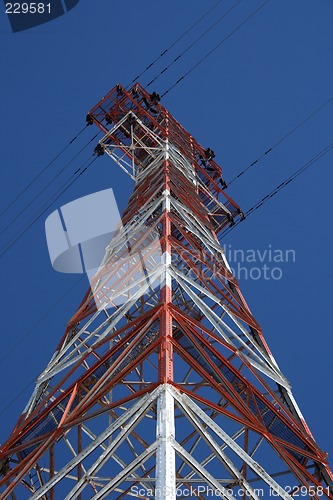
0 83 332 499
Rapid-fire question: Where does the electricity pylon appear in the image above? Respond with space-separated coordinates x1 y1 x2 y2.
0 83 332 499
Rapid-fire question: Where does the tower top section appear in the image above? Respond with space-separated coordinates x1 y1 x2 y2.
87 82 242 234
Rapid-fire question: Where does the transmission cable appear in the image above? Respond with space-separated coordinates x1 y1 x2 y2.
0 155 98 259
0 276 85 366
0 379 36 419
0 133 100 240
0 0 267 244
0 124 88 219
146 0 243 89
227 95 333 186
161 0 270 98
2 141 331 416
0 1 229 232
222 139 333 238
0 276 86 415
127 0 225 87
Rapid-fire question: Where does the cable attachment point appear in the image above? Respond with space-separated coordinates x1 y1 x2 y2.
86 114 93 126
227 213 235 227
116 84 124 95
150 91 161 104
105 114 113 125
142 92 160 114
237 208 246 221
94 143 105 157
220 178 228 190
131 85 140 98
204 147 215 161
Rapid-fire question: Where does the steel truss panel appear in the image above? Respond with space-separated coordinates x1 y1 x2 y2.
0 83 332 499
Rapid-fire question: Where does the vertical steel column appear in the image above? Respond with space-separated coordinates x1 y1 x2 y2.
155 385 176 500
156 111 176 498
159 116 173 384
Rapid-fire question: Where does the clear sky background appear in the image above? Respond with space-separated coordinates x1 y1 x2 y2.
0 0 332 472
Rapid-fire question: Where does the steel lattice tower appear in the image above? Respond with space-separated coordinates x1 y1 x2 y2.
0 83 332 499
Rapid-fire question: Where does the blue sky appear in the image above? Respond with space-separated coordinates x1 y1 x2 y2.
0 0 332 470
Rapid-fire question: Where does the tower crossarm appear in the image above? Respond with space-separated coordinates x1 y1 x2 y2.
88 83 242 234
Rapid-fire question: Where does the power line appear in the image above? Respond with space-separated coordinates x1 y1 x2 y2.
146 0 243 89
127 0 225 87
161 0 271 98
228 95 333 185
0 0 268 251
0 0 264 422
247 141 333 215
0 156 98 259
0 276 84 366
0 133 100 240
0 379 35 419
0 1 231 238
222 140 333 238
0 124 88 220
0 275 86 418
2 141 331 422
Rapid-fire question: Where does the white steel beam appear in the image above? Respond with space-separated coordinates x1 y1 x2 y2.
170 386 294 500
91 442 158 500
169 267 291 388
155 385 176 500
172 440 237 500
174 392 262 499
31 386 162 499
